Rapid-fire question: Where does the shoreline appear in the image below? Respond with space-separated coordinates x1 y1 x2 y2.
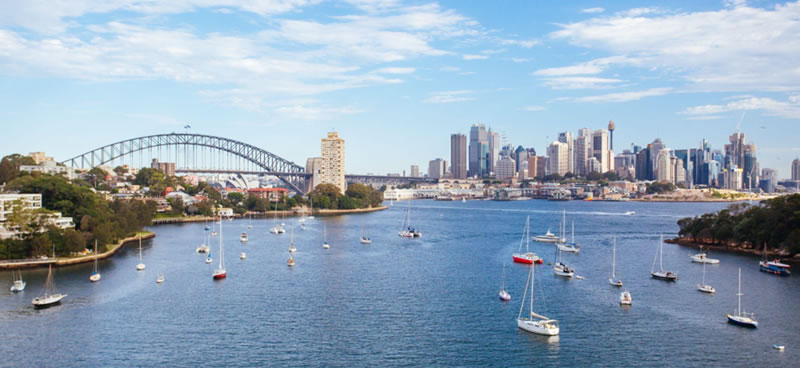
151 206 388 225
0 232 155 270
664 237 799 264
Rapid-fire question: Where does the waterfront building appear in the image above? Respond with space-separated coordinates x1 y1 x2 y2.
558 131 574 174
320 132 346 193
410 165 420 178
574 133 590 176
496 156 516 180
547 141 569 176
428 158 446 179
591 130 612 173
468 124 488 177
150 159 176 177
793 158 800 181
450 133 467 179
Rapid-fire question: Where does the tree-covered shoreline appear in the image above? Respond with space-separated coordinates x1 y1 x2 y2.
676 194 800 255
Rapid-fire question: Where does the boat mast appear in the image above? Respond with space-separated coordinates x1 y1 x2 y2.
138 235 142 262
525 216 530 252
94 240 98 273
530 260 535 317
737 268 742 316
571 221 575 244
659 234 664 272
612 237 617 279
219 216 225 270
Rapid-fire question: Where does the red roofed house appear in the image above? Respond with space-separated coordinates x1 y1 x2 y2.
247 188 288 202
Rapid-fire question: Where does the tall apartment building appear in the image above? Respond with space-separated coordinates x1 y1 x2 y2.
320 132 346 193
410 165 420 178
558 131 574 174
428 158 446 179
574 133 590 176
547 141 569 176
488 129 501 174
591 130 612 173
793 158 800 180
468 124 488 177
450 133 467 179
150 159 176 177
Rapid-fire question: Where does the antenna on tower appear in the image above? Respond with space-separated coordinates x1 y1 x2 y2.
736 112 746 133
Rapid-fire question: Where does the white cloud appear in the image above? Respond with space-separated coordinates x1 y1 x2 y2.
681 95 800 119
550 2 800 92
581 7 605 14
376 67 415 74
511 57 531 63
533 56 634 76
463 54 488 60
500 39 540 48
541 76 624 90
523 105 545 111
424 90 474 103
571 87 672 102
275 103 366 120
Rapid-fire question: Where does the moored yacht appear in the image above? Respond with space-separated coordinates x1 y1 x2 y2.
517 264 559 336
759 243 791 276
513 216 542 264
651 235 677 281
727 268 757 328
10 270 26 292
32 265 66 309
691 247 719 264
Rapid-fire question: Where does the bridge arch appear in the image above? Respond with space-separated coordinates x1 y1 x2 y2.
61 133 308 193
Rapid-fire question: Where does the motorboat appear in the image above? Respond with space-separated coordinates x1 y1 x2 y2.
625 211 635 216
533 229 563 243
691 247 719 264
759 243 791 276
620 291 632 305
288 256 295 267
205 253 212 264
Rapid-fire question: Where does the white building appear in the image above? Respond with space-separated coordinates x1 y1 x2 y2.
410 165 420 178
496 156 516 179
428 158 446 179
547 141 569 176
320 132 346 193
591 130 612 173
19 160 74 179
574 134 591 176
655 149 673 183
0 193 74 239
558 131 574 174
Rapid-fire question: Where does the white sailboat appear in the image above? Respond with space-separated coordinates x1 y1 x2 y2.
690 246 719 264
288 255 295 267
697 258 715 293
32 265 66 308
205 252 212 264
289 225 296 253
553 240 574 278
609 237 623 287
727 268 757 328
359 218 372 244
240 252 246 260
89 240 101 282
270 201 284 234
557 219 580 253
10 270 25 292
213 218 227 279
322 224 330 249
196 231 210 253
650 235 677 281
398 200 421 238
517 264 559 336
136 234 146 271
498 264 511 301
156 274 165 283
513 216 542 264
240 232 248 243
306 197 315 219
248 214 253 230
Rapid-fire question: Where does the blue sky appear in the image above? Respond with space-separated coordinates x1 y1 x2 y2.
1 0 799 178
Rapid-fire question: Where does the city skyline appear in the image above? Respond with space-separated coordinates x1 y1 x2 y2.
1 1 799 177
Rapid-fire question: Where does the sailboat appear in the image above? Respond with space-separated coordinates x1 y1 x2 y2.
196 231 210 253
727 268 757 328
557 218 580 253
89 240 101 282
553 243 574 278
212 217 227 280
306 197 315 219
517 264 559 336
289 225 296 253
240 232 248 243
498 264 511 301
156 274 165 283
359 218 372 244
32 265 66 308
398 200 421 238
690 246 719 264
609 237 623 286
248 214 253 230
322 224 330 249
697 258 715 293
10 270 25 292
759 243 791 276
205 252 212 264
650 235 677 281
136 234 146 271
513 216 542 264
204 220 210 231
240 252 246 260
288 255 295 267
270 201 284 234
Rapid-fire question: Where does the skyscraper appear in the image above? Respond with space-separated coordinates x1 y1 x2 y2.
591 130 611 173
320 132 346 193
488 129 501 174
428 158 446 179
410 165 419 178
468 124 488 177
450 133 467 179
558 131 574 174
792 158 800 181
496 156 516 180
547 141 569 176
574 133 590 176
655 149 672 183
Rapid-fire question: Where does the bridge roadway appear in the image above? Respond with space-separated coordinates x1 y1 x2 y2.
175 169 435 185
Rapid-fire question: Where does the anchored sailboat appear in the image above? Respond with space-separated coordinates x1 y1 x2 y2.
513 216 542 264
136 234 146 271
697 258 715 293
213 218 227 280
89 240 101 282
360 218 372 244
609 237 622 287
398 200 421 238
498 264 511 301
32 265 66 308
553 239 574 278
289 225 296 253
650 235 677 281
322 224 330 249
727 268 757 328
517 264 559 336
10 270 25 292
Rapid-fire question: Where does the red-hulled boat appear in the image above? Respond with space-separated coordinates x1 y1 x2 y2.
513 216 542 264
213 216 227 280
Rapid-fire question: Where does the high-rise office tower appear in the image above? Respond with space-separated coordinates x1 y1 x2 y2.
410 165 419 178
574 134 590 176
793 158 800 180
468 124 488 177
547 141 569 176
558 131 574 174
655 149 673 183
320 132 346 193
450 133 467 179
591 130 611 173
428 158 446 179
488 129 501 174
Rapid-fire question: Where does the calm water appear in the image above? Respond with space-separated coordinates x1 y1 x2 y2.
2 200 798 367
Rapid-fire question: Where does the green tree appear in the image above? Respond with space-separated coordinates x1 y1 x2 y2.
227 192 245 205
134 168 158 186
0 154 35 184
31 235 52 257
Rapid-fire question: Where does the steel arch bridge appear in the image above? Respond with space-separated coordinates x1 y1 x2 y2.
61 133 309 193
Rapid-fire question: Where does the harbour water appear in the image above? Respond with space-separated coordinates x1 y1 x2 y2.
1 200 798 367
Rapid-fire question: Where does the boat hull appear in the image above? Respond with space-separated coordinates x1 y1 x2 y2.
213 271 227 280
760 263 791 276
609 279 623 287
727 314 758 328
513 253 543 264
32 294 66 309
697 284 715 293
517 319 559 336
89 273 101 282
651 272 678 281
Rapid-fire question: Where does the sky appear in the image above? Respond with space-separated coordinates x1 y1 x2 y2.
1 0 799 178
